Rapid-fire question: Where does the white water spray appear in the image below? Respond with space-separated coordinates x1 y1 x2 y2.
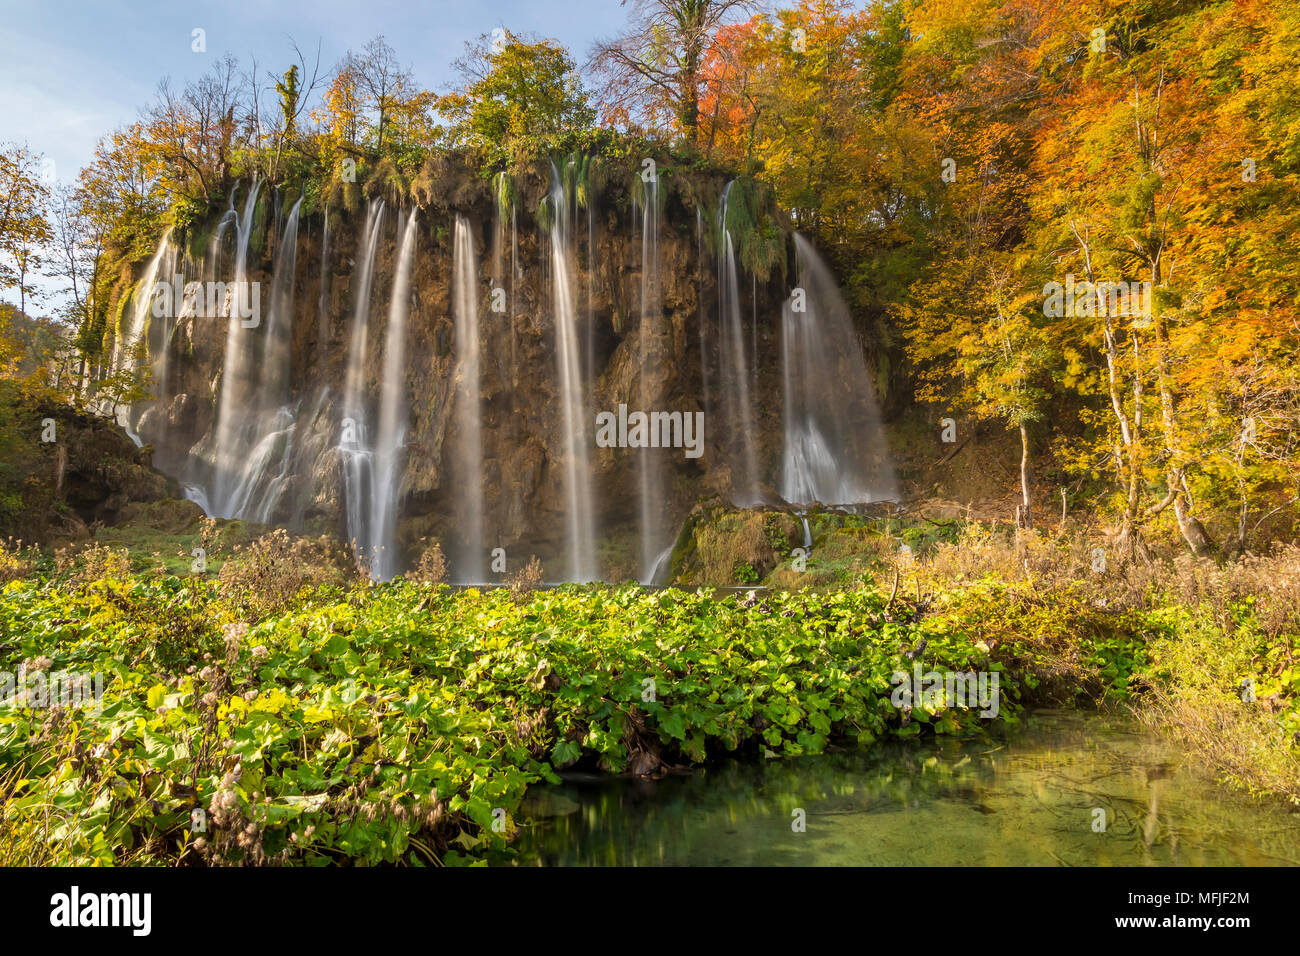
548 165 598 581
367 210 418 580
781 234 897 505
451 215 485 582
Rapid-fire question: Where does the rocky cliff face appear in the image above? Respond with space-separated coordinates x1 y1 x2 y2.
131 157 882 580
2 392 177 543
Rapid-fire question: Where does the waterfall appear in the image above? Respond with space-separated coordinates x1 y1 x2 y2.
696 209 711 426
202 189 305 522
451 215 485 582
259 195 300 409
209 178 263 512
548 164 598 581
139 242 179 434
206 203 236 282
113 228 173 379
338 199 386 565
116 166 907 588
586 200 597 386
718 182 760 505
368 210 418 580
214 195 302 522
316 205 331 349
752 273 759 397
221 407 298 522
636 178 666 583
781 233 898 506
343 200 385 423
183 483 212 515
510 202 519 379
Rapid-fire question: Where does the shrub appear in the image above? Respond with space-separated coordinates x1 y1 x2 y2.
217 529 355 618
54 542 133 590
406 539 448 585
507 555 544 602
0 539 33 585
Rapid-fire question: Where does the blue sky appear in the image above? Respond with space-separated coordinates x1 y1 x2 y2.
0 0 633 186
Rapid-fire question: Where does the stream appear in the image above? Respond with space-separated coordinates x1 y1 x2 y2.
512 709 1300 866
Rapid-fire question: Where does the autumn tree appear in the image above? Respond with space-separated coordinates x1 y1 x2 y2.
315 57 366 159
441 30 595 165
589 0 759 145
0 143 52 312
350 37 416 155
142 55 247 207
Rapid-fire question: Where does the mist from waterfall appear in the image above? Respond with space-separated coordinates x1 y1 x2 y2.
368 210 418 581
548 164 598 581
718 182 760 506
451 215 486 582
781 233 897 506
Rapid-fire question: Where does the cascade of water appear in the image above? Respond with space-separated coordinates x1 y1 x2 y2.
489 175 509 392
143 242 180 425
338 199 386 563
451 215 486 582
209 178 263 512
752 273 759 396
491 173 505 296
113 229 173 377
343 201 385 421
217 195 303 522
636 178 666 583
510 203 518 379
259 195 300 408
183 483 212 515
548 164 598 581
696 209 710 423
206 202 236 282
586 200 596 386
222 407 298 522
368 210 418 580
780 233 898 506
316 205 331 349
647 541 674 585
718 182 760 505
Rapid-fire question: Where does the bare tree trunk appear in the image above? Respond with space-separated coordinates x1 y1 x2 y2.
1017 422 1033 529
1170 471 1214 555
1073 220 1144 544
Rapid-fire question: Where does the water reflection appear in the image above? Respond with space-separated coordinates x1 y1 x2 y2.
512 709 1300 866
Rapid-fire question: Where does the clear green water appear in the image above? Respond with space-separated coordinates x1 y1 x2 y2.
512 710 1300 866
